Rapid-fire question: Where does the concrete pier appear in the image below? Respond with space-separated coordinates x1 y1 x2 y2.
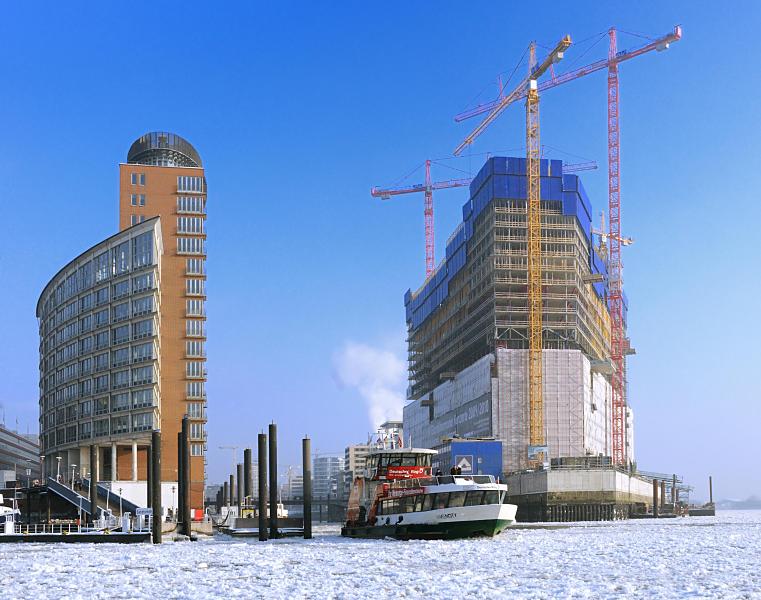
505 468 656 522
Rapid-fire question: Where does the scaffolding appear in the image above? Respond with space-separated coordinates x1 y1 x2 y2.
406 157 612 402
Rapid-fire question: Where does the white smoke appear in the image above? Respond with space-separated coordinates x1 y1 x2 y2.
333 341 406 429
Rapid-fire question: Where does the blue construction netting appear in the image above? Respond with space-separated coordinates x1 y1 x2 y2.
405 156 605 331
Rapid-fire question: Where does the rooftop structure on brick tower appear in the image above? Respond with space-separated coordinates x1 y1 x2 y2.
403 156 634 474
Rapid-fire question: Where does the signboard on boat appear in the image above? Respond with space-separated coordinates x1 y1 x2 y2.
387 466 428 479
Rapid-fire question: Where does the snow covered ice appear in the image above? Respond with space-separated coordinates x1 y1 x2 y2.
1 511 759 599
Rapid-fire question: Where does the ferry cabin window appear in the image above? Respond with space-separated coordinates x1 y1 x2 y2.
414 495 424 512
433 493 449 510
422 494 434 512
484 491 499 505
399 496 416 513
465 491 485 506
448 492 466 508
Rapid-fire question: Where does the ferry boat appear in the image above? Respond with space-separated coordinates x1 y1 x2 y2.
342 441 517 540
0 495 21 534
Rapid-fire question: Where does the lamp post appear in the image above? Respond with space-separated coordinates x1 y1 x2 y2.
55 456 62 482
70 464 77 490
40 454 45 482
171 485 176 522
118 487 123 518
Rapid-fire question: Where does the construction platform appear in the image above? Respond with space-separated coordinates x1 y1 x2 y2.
505 467 653 522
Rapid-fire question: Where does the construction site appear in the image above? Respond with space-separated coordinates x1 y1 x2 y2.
375 26 700 521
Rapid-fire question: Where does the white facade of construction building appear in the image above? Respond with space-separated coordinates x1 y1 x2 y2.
404 349 629 475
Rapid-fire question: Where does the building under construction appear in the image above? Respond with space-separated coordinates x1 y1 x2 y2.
403 156 649 518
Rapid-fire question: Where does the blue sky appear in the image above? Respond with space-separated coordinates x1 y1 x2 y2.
1 2 759 500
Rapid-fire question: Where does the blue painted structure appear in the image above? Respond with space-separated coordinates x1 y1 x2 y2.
440 440 503 478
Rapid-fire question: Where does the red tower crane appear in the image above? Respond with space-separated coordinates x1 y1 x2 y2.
371 160 471 277
454 26 681 466
372 160 597 277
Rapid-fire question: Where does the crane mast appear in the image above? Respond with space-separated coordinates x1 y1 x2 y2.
525 46 544 454
607 28 626 466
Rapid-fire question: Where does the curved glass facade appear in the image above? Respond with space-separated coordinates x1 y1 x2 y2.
36 219 163 480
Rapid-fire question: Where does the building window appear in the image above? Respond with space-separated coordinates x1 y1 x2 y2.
80 293 94 312
94 375 109 393
95 253 110 283
132 365 154 385
94 308 109 328
78 422 92 440
186 279 205 296
186 319 205 337
112 347 129 367
132 389 154 408
111 415 130 434
94 352 109 372
132 412 153 432
178 216 204 234
186 402 204 419
187 381 205 399
79 379 92 398
132 318 153 340
112 241 130 275
94 397 109 416
112 324 130 345
80 314 93 333
190 422 205 440
79 357 92 375
186 361 205 378
177 196 205 214
94 418 109 437
131 215 146 226
111 392 130 412
130 194 146 207
79 336 94 355
177 176 203 192
112 302 129 322
186 299 204 316
113 280 130 300
186 258 205 275
191 443 204 457
132 231 153 268
132 341 154 363
95 331 109 350
132 273 153 293
186 340 205 357
177 237 205 255
132 295 153 316
131 173 145 186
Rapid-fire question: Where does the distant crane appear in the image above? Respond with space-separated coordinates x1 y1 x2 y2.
371 160 470 277
218 445 240 477
372 160 597 277
454 25 682 466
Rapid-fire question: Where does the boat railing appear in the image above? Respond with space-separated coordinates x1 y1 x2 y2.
14 522 86 535
393 475 496 488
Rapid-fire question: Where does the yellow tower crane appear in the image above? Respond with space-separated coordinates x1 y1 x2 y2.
455 35 571 466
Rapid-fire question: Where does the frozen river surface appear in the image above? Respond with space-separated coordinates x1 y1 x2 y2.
1 510 759 599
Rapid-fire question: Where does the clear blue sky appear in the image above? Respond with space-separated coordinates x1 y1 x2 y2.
1 2 758 500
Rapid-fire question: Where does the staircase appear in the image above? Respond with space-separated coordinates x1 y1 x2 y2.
46 477 93 515
82 479 142 515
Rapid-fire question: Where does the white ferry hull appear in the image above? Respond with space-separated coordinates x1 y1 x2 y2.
342 503 517 540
